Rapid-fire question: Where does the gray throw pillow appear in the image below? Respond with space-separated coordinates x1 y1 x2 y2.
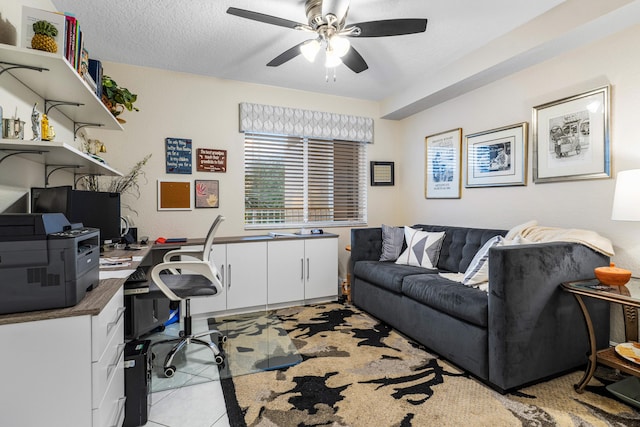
379 224 405 261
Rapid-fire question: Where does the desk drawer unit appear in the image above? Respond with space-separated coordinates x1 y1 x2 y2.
92 288 125 361
92 356 126 427
91 288 126 427
93 317 125 408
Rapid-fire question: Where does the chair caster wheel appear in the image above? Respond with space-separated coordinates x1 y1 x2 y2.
218 335 227 345
215 355 224 365
164 366 176 378
179 331 186 338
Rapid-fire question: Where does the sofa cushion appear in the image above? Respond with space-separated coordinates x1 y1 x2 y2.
379 224 405 261
396 227 445 268
414 225 507 273
401 274 488 327
354 260 436 293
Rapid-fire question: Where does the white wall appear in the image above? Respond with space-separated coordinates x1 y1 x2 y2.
400 23 640 277
2 58 403 280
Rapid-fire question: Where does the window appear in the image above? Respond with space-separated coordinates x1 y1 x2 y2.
244 132 367 228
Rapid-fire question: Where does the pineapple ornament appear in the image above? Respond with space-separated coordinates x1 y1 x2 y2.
31 20 58 53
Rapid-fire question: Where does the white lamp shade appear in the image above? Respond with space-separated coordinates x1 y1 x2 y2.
300 39 321 62
325 49 342 68
611 169 640 221
329 36 350 57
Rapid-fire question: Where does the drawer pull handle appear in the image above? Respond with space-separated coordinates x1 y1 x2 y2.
228 264 232 288
301 258 304 280
110 397 127 427
107 343 126 378
107 306 126 335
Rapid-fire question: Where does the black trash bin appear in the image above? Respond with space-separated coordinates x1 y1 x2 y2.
123 340 152 427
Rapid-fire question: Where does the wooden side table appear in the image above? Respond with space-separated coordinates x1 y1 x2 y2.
342 245 352 303
562 277 640 392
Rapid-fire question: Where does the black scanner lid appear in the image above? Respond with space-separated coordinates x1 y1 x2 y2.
0 213 71 241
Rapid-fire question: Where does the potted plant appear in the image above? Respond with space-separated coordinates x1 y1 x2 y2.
101 75 139 122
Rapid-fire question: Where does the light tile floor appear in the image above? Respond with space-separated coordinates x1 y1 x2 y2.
137 319 231 427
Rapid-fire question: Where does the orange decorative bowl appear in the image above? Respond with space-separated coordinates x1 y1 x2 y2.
595 263 632 286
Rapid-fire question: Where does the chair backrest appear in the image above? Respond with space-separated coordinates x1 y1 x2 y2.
203 215 225 261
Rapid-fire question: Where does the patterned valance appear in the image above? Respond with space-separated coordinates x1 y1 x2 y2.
239 102 374 143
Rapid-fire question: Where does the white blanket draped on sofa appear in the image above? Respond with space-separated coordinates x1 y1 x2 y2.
505 220 614 257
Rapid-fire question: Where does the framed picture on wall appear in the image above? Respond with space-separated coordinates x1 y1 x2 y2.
532 86 610 183
465 122 528 187
195 180 220 208
425 128 462 198
370 161 395 186
157 180 193 210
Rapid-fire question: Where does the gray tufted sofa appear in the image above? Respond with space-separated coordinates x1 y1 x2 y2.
350 224 610 392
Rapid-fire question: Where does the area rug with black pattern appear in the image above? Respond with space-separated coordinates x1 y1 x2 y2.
218 302 640 427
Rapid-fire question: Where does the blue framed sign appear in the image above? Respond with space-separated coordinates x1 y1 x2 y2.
165 137 192 174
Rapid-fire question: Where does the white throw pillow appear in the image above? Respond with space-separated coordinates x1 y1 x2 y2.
395 227 445 269
462 235 504 286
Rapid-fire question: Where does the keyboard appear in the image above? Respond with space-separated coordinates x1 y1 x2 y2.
125 267 147 284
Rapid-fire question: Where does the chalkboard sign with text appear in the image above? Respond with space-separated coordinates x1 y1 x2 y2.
165 137 192 174
197 148 227 172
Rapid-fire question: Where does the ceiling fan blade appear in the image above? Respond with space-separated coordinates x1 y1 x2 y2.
226 7 305 30
267 42 306 67
341 46 368 73
350 18 428 37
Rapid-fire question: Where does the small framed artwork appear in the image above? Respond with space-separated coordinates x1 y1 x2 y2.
157 180 193 210
425 128 462 198
195 180 219 208
370 161 395 186
532 86 610 183
465 122 528 188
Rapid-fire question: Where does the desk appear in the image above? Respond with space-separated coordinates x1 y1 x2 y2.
0 245 150 427
562 277 640 393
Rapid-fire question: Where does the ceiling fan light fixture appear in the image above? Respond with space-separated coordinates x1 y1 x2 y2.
325 49 342 68
300 39 321 62
329 35 350 57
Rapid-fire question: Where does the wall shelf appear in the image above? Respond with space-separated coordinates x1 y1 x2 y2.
0 140 122 177
0 44 123 131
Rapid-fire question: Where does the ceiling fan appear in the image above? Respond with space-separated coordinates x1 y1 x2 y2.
226 0 428 74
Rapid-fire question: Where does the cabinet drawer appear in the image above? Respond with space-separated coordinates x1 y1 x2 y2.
92 316 125 408
92 354 125 427
92 289 125 362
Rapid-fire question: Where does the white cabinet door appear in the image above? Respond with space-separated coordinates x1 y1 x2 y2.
304 238 338 300
226 241 268 310
179 243 227 316
268 239 305 304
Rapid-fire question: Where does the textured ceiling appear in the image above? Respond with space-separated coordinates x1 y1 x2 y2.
49 0 566 106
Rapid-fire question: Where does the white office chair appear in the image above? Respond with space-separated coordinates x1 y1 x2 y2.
147 215 226 378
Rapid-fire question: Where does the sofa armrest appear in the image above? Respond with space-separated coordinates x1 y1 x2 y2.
350 227 383 264
487 242 610 391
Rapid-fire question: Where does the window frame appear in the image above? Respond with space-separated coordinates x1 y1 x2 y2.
244 132 367 230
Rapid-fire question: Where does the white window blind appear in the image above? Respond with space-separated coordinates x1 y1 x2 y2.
244 133 367 228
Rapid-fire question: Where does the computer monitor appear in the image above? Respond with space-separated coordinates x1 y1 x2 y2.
31 186 122 245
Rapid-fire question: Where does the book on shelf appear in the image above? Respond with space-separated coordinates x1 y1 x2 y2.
21 6 66 57
82 71 97 94
88 59 103 99
64 14 76 62
79 47 89 76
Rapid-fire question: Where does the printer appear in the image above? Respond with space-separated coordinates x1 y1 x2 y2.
0 213 100 315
